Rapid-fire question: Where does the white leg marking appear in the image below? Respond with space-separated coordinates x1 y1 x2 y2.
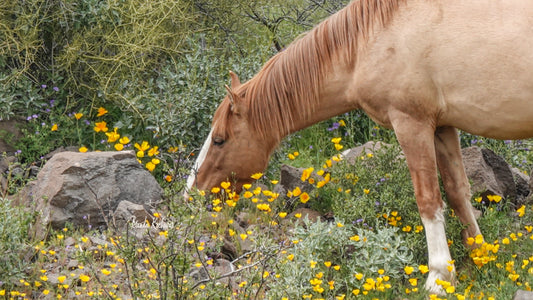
422 207 455 295
185 130 212 197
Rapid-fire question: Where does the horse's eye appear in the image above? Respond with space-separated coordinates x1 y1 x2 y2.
213 137 225 146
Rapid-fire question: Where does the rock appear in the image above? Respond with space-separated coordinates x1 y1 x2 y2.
278 164 326 209
41 146 79 161
511 167 531 205
289 208 323 223
0 118 23 154
113 200 153 230
0 155 16 174
189 259 236 289
13 151 162 238
341 141 391 164
513 290 533 300
220 237 238 261
279 164 317 194
461 147 517 204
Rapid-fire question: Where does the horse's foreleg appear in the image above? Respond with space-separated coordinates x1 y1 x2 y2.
435 126 482 245
391 115 454 295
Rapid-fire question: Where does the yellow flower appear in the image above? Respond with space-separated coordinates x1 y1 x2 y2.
240 234 248 240
334 143 344 151
350 235 360 242
146 162 156 172
114 143 124 151
79 274 90 282
256 203 270 212
97 107 108 117
487 194 502 203
301 167 314 182
279 212 287 218
94 121 108 133
136 151 145 158
119 136 130 144
220 181 231 189
418 265 429 274
106 127 120 143
331 137 342 144
288 153 296 160
40 275 48 281
409 278 418 286
517 205 526 217
152 158 161 165
363 189 370 194
165 175 172 182
310 260 317 268
135 141 150 152
79 146 88 153
475 234 484 245
404 266 414 275
58 275 66 283
74 112 83 120
292 186 302 197
51 124 58 131
251 173 263 180
300 192 310 204
295 213 302 218
148 146 160 157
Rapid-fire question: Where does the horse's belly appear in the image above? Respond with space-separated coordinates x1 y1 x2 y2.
443 98 533 140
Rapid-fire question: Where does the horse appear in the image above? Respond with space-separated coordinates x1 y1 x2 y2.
186 0 533 294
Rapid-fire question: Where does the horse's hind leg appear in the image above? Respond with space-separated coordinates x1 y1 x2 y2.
434 126 482 244
391 114 454 295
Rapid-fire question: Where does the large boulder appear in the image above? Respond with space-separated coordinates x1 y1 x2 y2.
14 151 162 237
461 147 529 207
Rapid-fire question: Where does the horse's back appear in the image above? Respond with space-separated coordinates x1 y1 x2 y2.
357 0 533 139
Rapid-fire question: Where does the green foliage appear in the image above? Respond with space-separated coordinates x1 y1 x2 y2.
270 218 417 298
0 198 35 283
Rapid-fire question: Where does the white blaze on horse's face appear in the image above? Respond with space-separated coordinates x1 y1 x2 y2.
187 91 272 195
185 130 212 195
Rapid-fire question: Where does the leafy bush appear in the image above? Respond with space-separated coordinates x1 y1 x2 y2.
270 218 417 298
0 197 35 283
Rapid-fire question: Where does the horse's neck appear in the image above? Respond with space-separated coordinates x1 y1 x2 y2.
287 66 359 134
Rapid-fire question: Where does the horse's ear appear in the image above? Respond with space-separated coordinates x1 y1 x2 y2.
224 84 239 114
229 71 241 89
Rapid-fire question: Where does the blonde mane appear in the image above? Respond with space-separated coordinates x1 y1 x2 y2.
214 0 405 142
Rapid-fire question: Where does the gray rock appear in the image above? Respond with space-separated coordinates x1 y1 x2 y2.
113 200 153 230
513 290 533 300
462 147 516 204
512 167 531 205
0 118 23 154
189 259 236 289
340 141 392 164
13 151 162 237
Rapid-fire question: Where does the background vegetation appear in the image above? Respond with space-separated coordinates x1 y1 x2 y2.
1 0 533 299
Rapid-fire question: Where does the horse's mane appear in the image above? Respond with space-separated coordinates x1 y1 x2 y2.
214 0 405 142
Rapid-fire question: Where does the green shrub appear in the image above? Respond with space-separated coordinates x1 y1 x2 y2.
0 197 35 284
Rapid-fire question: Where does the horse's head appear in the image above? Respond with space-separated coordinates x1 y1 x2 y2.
186 72 274 195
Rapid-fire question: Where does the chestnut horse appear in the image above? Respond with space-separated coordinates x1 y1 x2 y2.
187 0 533 294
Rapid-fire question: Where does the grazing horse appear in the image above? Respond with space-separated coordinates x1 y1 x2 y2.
187 0 533 294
